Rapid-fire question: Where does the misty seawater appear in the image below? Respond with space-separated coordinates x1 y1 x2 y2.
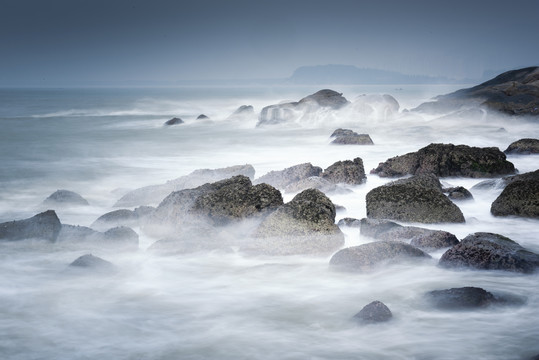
0 85 538 360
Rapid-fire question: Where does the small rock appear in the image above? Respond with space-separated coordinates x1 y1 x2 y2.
504 138 539 154
164 117 184 126
425 287 525 310
443 186 473 201
196 114 209 120
43 190 89 206
331 134 374 145
68 254 116 274
321 158 366 185
254 163 322 189
353 301 392 324
338 218 361 227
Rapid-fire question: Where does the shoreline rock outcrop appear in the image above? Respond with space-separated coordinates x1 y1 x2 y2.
0 210 61 242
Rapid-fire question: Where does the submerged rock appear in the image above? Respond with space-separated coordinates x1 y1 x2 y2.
91 206 155 231
58 224 139 250
228 105 255 120
164 117 184 126
68 254 117 274
114 164 255 207
196 114 210 120
490 169 539 218
338 217 361 228
439 232 539 273
443 186 473 201
425 287 496 310
250 189 344 255
366 174 465 223
43 190 89 206
254 163 322 189
504 138 539 154
330 128 356 138
0 210 61 242
371 143 515 178
329 241 430 272
353 301 392 324
321 158 366 185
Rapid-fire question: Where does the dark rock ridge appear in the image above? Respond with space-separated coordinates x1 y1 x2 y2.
439 232 539 273
413 66 539 116
321 158 366 185
359 218 459 251
257 89 348 126
164 117 184 126
329 241 430 272
68 254 116 274
114 164 255 207
43 190 89 206
58 224 139 250
425 287 524 310
254 163 322 189
371 143 516 178
366 174 465 223
0 210 61 242
91 206 154 231
145 175 283 237
490 169 539 218
504 138 539 154
353 301 392 324
250 189 344 255
443 186 473 201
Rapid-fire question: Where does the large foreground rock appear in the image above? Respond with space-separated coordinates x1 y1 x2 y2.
490 169 539 218
114 164 255 207
366 174 465 223
329 241 430 272
413 67 539 116
257 89 348 126
504 138 539 154
145 175 283 237
353 301 392 324
43 190 89 206
371 143 515 178
254 163 322 189
321 158 366 185
250 189 344 255
359 218 459 251
439 232 539 273
0 210 61 242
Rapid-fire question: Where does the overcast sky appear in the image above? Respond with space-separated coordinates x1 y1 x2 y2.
1 0 538 85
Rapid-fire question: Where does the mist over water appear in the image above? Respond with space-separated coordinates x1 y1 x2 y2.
1 85 538 359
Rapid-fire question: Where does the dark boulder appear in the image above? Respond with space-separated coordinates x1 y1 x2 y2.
338 217 361 228
164 117 184 126
250 189 344 255
425 287 496 310
330 128 356 137
298 89 349 109
0 210 61 242
504 138 539 154
353 301 392 324
439 232 539 273
196 114 210 120
413 67 539 116
254 163 322 189
366 174 465 223
443 186 473 201
68 254 116 274
329 241 430 272
359 218 459 251
330 134 374 145
490 169 539 218
114 164 255 207
43 190 89 206
371 143 516 178
321 158 366 185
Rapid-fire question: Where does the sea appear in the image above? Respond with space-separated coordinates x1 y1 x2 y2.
0 85 538 360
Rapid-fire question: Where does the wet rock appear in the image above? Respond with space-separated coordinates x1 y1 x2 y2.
321 158 366 185
164 117 184 126
250 189 344 255
371 143 516 178
329 241 430 272
359 218 459 251
443 186 473 201
338 217 361 227
413 67 539 116
114 164 255 207
284 176 338 194
439 232 539 273
91 206 155 231
43 190 89 206
100 226 139 250
490 169 539 218
58 224 138 250
57 224 99 242
299 89 349 109
330 133 374 145
254 163 322 189
0 210 61 242
366 174 465 223
425 287 496 310
196 114 209 120
330 128 356 137
353 301 392 324
504 138 539 154
145 175 283 237
68 254 116 274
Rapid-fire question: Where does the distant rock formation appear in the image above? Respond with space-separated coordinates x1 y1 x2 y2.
413 66 539 116
43 190 89 206
164 117 184 126
0 210 61 242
